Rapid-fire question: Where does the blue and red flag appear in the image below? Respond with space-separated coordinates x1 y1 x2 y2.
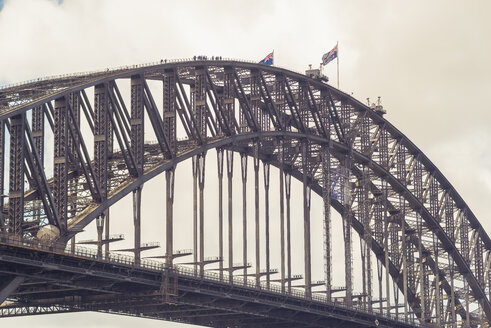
259 51 274 66
322 44 338 65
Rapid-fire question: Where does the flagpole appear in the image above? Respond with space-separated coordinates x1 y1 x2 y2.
336 41 339 89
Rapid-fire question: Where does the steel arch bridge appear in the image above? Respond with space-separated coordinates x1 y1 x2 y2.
0 58 489 328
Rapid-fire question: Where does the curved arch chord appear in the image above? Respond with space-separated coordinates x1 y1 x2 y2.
61 131 488 323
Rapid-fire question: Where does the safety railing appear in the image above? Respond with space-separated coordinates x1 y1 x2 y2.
0 57 309 92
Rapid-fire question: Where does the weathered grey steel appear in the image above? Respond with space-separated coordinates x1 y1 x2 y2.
302 140 312 298
133 187 141 264
279 139 286 293
254 143 260 287
241 152 248 284
217 149 224 279
53 97 68 231
321 145 332 302
263 161 271 288
165 169 174 267
0 59 489 327
285 171 292 293
198 153 206 277
8 114 25 236
226 149 234 283
192 155 198 275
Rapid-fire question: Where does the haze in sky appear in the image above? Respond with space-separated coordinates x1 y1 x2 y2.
0 0 490 327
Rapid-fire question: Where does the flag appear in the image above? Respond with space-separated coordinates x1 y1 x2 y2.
259 51 274 66
322 44 338 65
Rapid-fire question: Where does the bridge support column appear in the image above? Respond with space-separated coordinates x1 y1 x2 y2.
321 145 331 301
285 172 292 293
241 152 248 284
198 153 206 277
302 141 312 299
67 93 80 253
279 140 285 293
8 114 25 236
32 106 44 228
217 149 224 280
165 168 175 267
131 75 145 266
341 160 352 308
133 187 142 265
254 143 260 288
227 150 234 283
192 155 198 275
94 83 108 258
96 213 104 259
263 161 270 289
53 97 68 232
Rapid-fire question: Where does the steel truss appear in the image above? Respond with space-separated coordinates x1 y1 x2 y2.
0 59 489 327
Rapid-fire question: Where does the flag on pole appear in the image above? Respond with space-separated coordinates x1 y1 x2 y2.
259 51 274 65
322 44 338 65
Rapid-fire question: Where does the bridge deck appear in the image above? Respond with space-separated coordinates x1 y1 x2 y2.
0 233 418 328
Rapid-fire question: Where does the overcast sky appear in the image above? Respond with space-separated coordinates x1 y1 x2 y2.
1 0 491 327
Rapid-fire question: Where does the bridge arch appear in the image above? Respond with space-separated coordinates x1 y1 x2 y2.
0 59 489 326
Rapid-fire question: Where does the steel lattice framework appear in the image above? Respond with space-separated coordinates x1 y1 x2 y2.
0 59 489 327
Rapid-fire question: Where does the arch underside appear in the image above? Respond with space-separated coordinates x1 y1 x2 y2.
0 60 489 326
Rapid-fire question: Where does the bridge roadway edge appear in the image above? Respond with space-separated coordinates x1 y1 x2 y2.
0 235 417 328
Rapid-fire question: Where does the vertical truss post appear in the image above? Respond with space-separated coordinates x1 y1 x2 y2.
446 195 457 327
104 211 110 258
254 143 261 288
429 177 442 325
133 186 142 264
241 152 248 284
302 140 312 299
223 67 236 134
374 188 384 313
94 83 108 256
359 114 372 312
460 211 470 327
414 160 427 322
194 67 207 139
8 114 25 236
384 181 391 316
165 168 175 267
192 155 198 275
226 150 234 283
198 153 206 277
104 91 114 257
53 97 68 232
67 94 80 249
163 69 177 157
131 75 145 174
279 139 286 293
96 213 104 259
67 93 80 166
390 145 405 320
32 106 44 226
378 126 391 316
285 171 292 293
217 149 224 279
131 75 145 263
340 155 352 308
321 144 331 301
263 161 270 289
251 70 261 130
0 120 4 232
